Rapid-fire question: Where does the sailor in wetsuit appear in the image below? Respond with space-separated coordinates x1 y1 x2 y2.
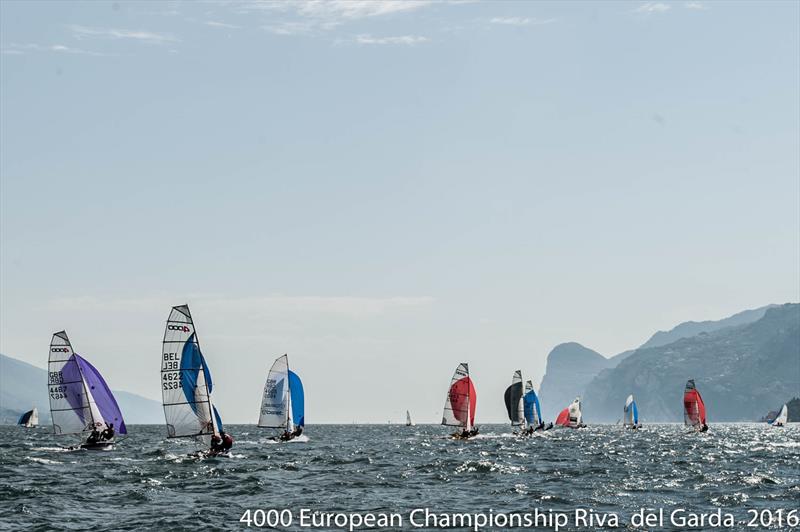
219 431 234 452
700 423 709 432
210 434 223 454
100 423 115 441
86 427 101 445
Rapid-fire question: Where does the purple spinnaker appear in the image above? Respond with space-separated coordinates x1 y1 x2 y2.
60 355 91 427
75 354 128 434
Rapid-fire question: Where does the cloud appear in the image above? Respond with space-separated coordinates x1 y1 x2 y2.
1 43 110 56
237 0 431 19
354 34 429 45
45 295 435 318
634 3 671 14
69 25 179 44
489 16 555 26
204 21 242 29
684 2 709 10
263 20 337 35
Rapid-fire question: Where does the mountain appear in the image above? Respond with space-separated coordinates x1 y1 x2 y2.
0 353 163 425
582 304 800 422
536 304 778 421
638 304 777 350
537 342 612 421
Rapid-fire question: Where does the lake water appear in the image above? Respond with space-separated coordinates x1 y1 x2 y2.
1 423 798 531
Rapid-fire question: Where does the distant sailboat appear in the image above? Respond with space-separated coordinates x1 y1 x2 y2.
48 331 127 449
17 408 38 428
523 381 539 427
161 305 225 452
623 394 640 429
556 397 585 428
406 410 414 426
504 370 525 431
441 363 478 439
523 380 545 431
771 404 788 427
258 354 305 441
683 379 707 432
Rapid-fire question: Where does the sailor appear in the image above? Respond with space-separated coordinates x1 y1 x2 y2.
100 423 115 441
469 427 479 437
86 427 101 445
700 423 709 432
219 430 234 452
210 433 223 453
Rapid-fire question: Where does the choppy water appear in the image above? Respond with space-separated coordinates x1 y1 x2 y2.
1 424 798 531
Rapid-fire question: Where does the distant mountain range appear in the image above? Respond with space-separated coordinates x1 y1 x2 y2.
537 303 797 422
0 353 163 425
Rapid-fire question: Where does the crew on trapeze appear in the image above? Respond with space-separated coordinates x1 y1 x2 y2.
85 423 116 445
210 430 234 454
455 426 479 439
279 426 304 441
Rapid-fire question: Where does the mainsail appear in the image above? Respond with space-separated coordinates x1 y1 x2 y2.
441 363 476 430
624 394 639 427
161 305 222 439
772 404 788 426
683 379 706 429
258 354 305 431
406 410 414 426
48 331 127 436
522 380 542 427
503 370 525 427
17 408 39 428
556 397 582 428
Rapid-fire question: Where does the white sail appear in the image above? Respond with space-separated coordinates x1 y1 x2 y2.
568 397 582 428
624 394 634 427
161 305 218 439
28 408 39 427
773 404 788 426
48 331 95 435
441 363 475 430
258 354 290 429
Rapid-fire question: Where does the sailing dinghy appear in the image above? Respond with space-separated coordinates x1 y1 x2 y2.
406 410 415 427
523 380 550 433
18 408 39 428
623 394 640 429
683 379 707 432
442 363 478 439
258 354 305 441
771 404 788 427
48 331 127 450
161 305 228 456
504 370 525 433
555 397 585 429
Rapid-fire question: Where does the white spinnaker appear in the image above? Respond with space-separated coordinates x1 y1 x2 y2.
441 362 470 428
773 404 788 426
568 397 582 427
258 354 290 429
48 331 94 435
161 305 216 438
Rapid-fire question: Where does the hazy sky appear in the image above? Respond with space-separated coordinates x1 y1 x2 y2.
1 1 798 424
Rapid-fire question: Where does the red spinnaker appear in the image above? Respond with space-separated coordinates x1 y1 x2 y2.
555 407 570 426
683 389 706 426
449 376 477 427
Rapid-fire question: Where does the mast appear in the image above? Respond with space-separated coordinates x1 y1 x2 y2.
285 354 293 432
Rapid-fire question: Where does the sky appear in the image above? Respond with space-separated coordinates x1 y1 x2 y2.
1 0 798 424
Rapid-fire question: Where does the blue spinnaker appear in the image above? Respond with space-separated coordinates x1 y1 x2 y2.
523 389 541 425
180 334 214 414
213 405 224 433
288 370 305 428
632 401 639 425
